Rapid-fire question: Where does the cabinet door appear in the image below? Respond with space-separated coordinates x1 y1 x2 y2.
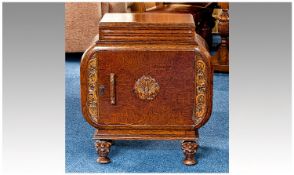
97 50 195 130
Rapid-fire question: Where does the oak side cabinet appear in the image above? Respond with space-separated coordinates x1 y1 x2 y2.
80 13 213 166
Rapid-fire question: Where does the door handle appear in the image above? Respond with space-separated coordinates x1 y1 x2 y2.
110 73 116 105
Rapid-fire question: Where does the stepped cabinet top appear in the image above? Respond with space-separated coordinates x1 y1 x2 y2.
98 13 196 43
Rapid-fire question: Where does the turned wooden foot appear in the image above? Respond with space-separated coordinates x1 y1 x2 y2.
95 140 112 164
181 141 198 165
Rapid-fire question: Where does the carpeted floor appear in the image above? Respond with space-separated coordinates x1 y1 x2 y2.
65 54 229 173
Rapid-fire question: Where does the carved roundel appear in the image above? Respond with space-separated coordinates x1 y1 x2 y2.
134 75 160 101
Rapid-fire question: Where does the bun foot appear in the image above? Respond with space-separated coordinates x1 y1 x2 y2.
95 140 112 164
97 156 111 164
182 141 198 166
183 158 197 166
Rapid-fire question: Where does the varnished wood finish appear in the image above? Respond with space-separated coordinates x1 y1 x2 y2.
109 73 116 105
95 140 112 164
182 141 198 165
80 13 213 165
145 3 217 49
100 13 195 26
134 75 160 101
211 3 229 72
94 129 198 141
98 13 195 44
97 50 195 130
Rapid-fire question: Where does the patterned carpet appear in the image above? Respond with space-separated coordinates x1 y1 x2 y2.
65 54 229 173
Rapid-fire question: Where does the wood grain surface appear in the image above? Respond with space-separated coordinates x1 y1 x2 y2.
81 13 212 133
80 13 213 165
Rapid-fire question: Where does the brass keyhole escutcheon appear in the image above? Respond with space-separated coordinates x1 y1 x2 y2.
134 75 160 101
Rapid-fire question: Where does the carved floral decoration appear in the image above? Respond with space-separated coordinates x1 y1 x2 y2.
134 75 160 101
87 54 98 122
194 57 207 126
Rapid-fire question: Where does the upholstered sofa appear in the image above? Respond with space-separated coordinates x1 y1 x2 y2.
65 2 134 52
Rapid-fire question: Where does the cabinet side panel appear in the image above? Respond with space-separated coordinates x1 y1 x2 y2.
80 45 100 128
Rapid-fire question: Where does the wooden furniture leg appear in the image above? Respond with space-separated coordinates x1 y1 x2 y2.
95 140 112 164
182 141 198 165
211 2 229 72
